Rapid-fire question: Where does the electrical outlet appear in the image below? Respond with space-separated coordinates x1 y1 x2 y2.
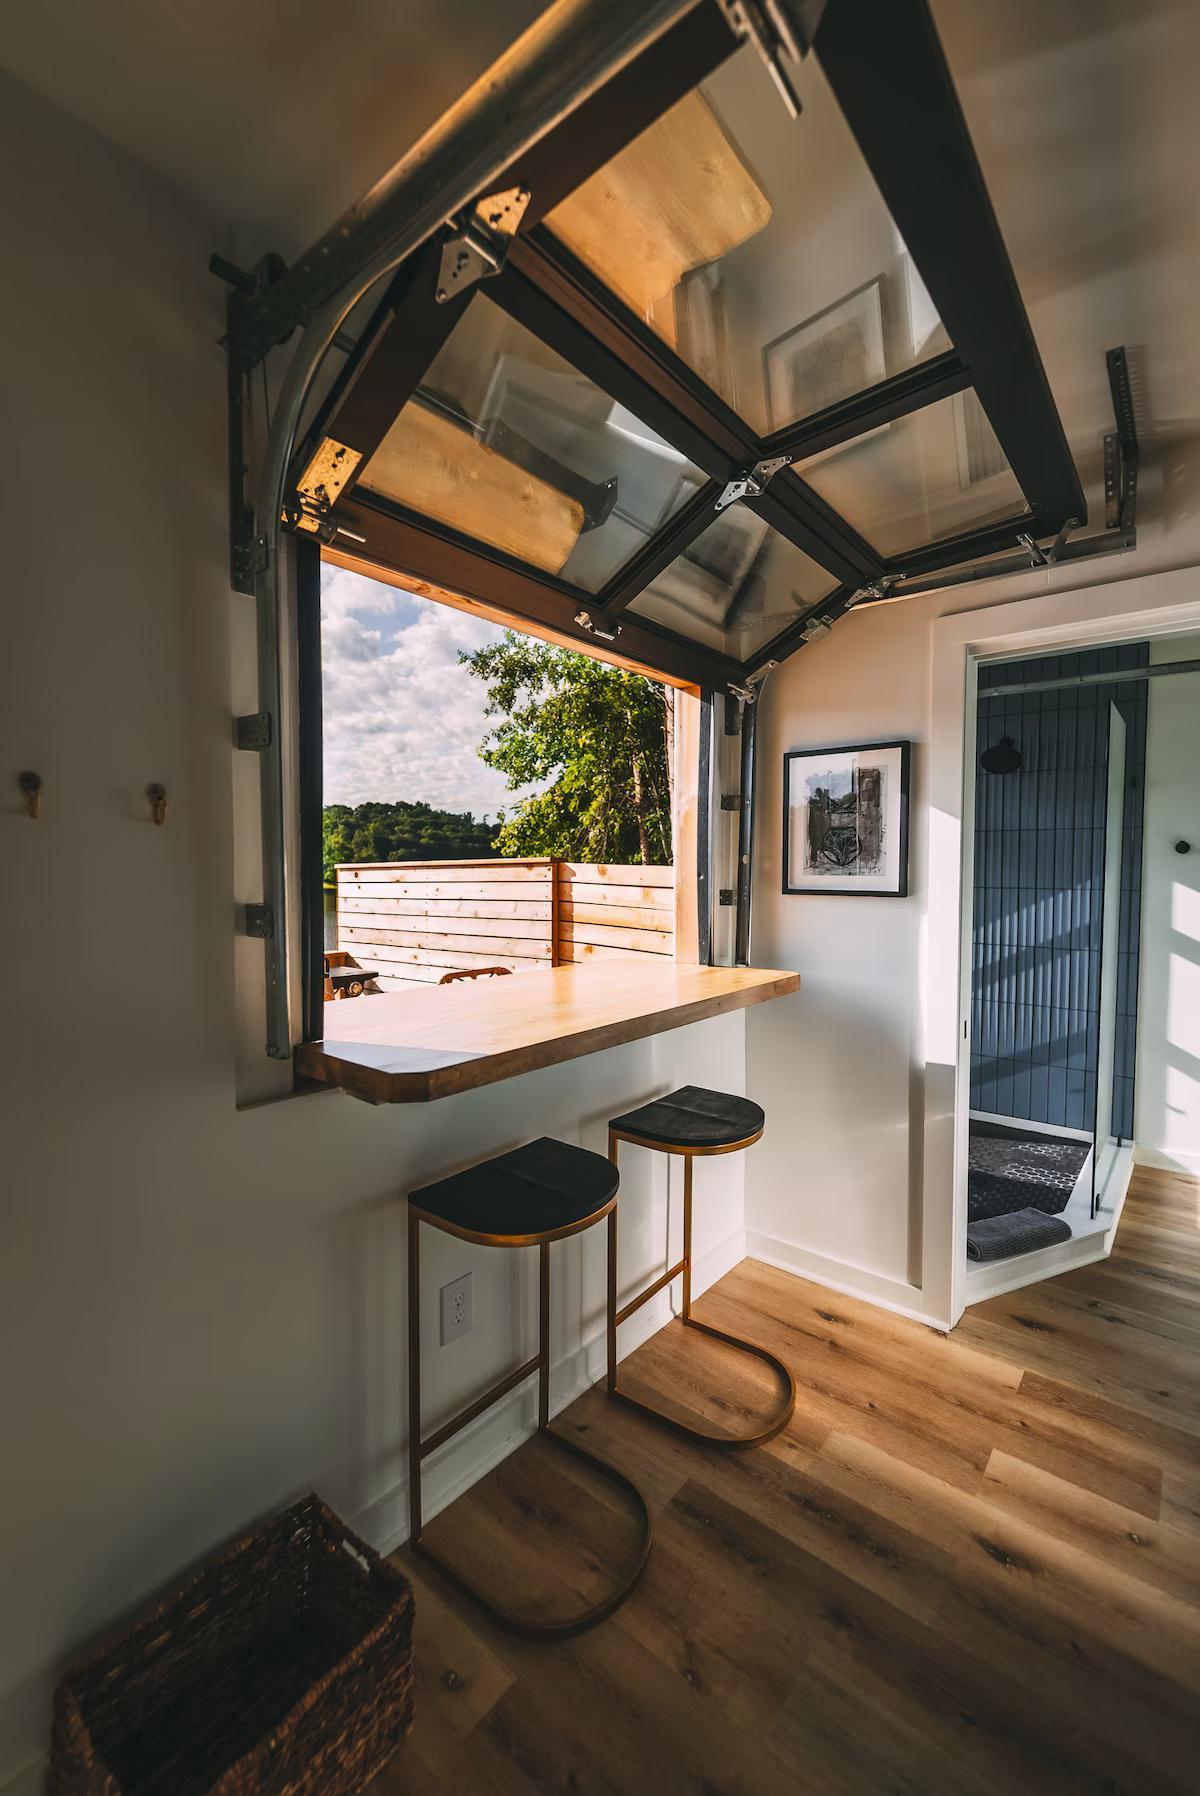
440 1273 473 1345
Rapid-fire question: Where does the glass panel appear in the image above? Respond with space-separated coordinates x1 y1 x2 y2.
1092 703 1127 1216
545 42 950 436
628 511 833 659
796 390 1027 556
357 301 706 592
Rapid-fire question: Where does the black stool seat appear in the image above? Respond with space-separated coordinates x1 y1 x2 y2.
410 1136 618 1244
609 1085 765 1151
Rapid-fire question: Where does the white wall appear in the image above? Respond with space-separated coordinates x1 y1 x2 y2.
0 75 747 1790
747 596 934 1315
1135 633 1200 1173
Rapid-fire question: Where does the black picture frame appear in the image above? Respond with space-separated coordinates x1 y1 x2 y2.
782 739 911 897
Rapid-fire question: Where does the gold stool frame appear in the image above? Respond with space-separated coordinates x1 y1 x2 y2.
408 1189 653 1640
606 1122 796 1448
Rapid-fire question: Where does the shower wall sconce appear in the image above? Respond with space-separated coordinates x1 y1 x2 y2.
980 736 1022 776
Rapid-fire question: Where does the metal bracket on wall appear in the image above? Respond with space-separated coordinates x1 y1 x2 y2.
243 904 274 939
436 185 531 303
716 456 791 513
234 713 273 751
1104 346 1139 533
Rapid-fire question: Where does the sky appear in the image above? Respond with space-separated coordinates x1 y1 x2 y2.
320 562 522 817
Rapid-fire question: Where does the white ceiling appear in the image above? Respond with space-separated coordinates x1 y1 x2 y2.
0 0 543 256
5 0 1198 526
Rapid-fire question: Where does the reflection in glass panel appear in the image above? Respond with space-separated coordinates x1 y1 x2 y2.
628 511 834 659
796 389 1026 556
358 301 706 592
546 43 949 436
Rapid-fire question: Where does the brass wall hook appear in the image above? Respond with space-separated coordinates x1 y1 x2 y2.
18 771 42 819
147 783 168 826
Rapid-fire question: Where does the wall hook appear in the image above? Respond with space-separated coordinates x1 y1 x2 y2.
18 771 42 819
147 783 168 826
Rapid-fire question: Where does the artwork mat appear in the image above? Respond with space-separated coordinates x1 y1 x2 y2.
761 276 888 436
782 739 911 897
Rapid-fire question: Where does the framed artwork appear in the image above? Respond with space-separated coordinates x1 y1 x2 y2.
783 740 911 897
762 278 887 432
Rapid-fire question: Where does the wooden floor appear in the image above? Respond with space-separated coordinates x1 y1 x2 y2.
376 1166 1200 1795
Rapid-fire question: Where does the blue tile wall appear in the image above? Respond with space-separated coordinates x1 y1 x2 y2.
971 643 1147 1138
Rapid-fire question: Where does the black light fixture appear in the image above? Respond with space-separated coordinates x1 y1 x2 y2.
980 735 1022 775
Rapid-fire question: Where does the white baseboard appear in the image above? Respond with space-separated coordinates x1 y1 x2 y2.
1133 1144 1200 1178
355 1222 747 1559
744 1231 947 1331
1 1229 746 1796
965 1145 1134 1304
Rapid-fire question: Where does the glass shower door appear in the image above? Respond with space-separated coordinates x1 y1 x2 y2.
1092 702 1126 1215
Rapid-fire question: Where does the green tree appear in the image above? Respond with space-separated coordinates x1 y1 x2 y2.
322 800 497 883
460 633 673 864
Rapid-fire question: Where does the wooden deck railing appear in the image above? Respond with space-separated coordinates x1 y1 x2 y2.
334 858 674 990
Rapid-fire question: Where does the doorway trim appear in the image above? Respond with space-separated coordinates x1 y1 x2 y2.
924 567 1200 1326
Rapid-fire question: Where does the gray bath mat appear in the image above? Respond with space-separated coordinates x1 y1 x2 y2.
968 1123 1089 1222
966 1206 1072 1263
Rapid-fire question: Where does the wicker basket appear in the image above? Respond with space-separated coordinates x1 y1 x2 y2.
48 1494 414 1796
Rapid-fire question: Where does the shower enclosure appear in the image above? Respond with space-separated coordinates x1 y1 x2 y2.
967 645 1146 1263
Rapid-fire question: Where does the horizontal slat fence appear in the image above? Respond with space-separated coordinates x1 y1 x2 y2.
335 859 673 990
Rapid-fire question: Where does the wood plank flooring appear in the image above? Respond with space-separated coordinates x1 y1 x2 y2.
375 1165 1200 1795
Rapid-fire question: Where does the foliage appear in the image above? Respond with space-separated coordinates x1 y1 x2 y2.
322 800 496 884
459 633 673 864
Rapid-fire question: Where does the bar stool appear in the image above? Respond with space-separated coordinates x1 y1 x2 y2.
606 1086 796 1447
407 1136 653 1639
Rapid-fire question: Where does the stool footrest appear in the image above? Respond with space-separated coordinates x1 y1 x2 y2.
615 1258 687 1327
414 1425 653 1640
611 1315 796 1450
419 1352 542 1460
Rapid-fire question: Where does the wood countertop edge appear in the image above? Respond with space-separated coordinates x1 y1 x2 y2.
295 968 800 1104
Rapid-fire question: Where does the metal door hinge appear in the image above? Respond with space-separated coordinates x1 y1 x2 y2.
728 660 777 705
436 185 530 303
720 794 744 811
243 903 273 939
716 455 791 512
847 574 903 607
574 609 622 643
235 712 272 751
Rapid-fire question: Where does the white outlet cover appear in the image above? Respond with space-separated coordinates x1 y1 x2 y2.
440 1272 473 1344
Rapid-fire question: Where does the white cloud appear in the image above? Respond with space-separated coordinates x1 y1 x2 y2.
320 564 526 817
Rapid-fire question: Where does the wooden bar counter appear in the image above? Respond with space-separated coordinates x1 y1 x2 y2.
296 961 800 1103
